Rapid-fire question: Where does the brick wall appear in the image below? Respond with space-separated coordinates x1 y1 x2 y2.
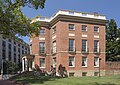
105 62 120 75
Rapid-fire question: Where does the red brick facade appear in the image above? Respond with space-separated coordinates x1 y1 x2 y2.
30 10 106 76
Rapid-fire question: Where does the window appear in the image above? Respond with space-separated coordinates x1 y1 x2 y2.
94 40 99 52
52 26 56 33
22 46 24 49
94 26 99 32
94 57 99 67
8 44 11 50
82 72 87 76
22 50 24 54
8 51 11 61
18 44 20 47
25 51 27 54
14 46 16 52
82 25 87 31
53 57 56 68
69 56 75 67
30 44 32 54
14 42 16 45
25 47 27 50
8 39 11 42
82 40 87 52
82 57 87 67
69 24 75 30
2 49 6 59
2 41 6 47
2 41 6 59
40 58 45 68
2 36 6 39
69 39 75 51
40 29 45 34
40 42 45 54
69 72 75 77
53 41 56 53
18 54 20 63
94 72 99 76
14 53 16 62
18 48 20 53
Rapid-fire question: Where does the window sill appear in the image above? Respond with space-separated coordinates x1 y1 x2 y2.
82 66 87 67
94 66 99 68
52 32 56 34
69 66 75 68
40 67 45 68
69 29 75 31
94 32 99 33
82 30 87 32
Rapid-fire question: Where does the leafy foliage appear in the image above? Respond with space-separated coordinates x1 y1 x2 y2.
0 0 46 37
3 60 18 74
106 19 120 61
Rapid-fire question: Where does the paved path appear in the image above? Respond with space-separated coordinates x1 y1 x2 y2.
0 80 18 85
0 80 29 85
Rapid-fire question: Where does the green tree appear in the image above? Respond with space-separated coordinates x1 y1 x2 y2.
106 19 120 61
0 0 46 37
3 60 18 74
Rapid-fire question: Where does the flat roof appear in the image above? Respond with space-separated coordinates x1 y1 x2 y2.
31 10 106 23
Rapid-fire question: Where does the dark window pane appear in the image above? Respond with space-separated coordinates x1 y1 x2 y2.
94 26 99 32
69 39 74 51
82 25 87 31
69 24 75 30
8 39 11 42
40 29 45 34
82 40 87 52
40 42 45 53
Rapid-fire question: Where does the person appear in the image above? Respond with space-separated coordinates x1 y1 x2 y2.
51 65 56 78
58 64 64 77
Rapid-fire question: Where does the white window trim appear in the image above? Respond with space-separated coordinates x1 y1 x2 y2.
82 57 88 67
53 41 56 53
40 67 45 68
69 24 75 30
69 56 75 67
74 40 75 51
86 40 88 52
40 29 45 35
82 25 87 31
69 39 75 52
97 41 99 52
94 57 99 67
94 26 99 32
40 58 45 68
52 26 56 34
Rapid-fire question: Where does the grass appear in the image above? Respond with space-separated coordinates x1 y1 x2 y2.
13 75 120 85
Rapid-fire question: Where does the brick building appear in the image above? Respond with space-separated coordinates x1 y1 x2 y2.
27 10 107 77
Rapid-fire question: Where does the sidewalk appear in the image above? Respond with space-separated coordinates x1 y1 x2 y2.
0 80 30 85
0 80 18 85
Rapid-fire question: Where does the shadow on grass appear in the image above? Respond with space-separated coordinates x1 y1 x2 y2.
94 82 117 85
9 71 65 85
16 76 62 84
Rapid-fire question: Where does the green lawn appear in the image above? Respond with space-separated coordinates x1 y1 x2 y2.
15 75 120 85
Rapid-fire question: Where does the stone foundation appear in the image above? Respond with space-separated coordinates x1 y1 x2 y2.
67 70 106 77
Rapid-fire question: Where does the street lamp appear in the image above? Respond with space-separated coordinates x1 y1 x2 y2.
99 58 101 77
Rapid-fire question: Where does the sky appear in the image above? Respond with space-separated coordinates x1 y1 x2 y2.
22 0 120 44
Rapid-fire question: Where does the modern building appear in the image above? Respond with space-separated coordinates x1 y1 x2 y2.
0 35 30 73
23 10 107 77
